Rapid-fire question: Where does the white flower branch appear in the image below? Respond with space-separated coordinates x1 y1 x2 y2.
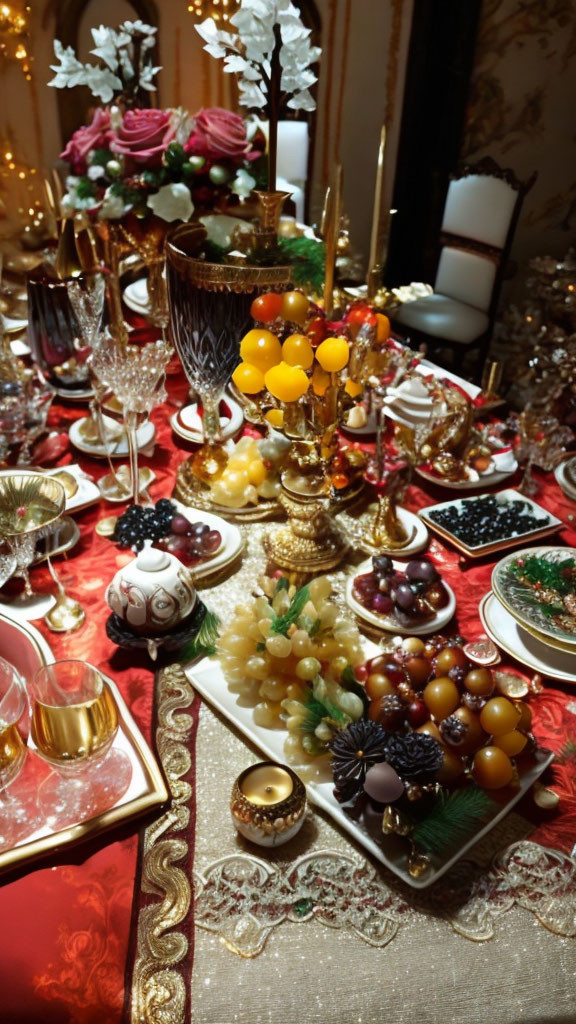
48 21 161 104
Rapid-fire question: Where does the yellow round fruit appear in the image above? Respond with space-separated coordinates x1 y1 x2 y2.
264 408 284 428
280 290 309 325
247 459 267 487
345 378 363 398
315 336 350 372
282 333 314 369
265 361 310 403
232 361 265 394
311 363 330 396
376 313 391 342
240 329 282 372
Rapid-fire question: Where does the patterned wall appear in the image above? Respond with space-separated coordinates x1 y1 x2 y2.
460 0 576 298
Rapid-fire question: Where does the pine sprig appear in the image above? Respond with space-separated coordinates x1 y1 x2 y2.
409 786 497 856
271 584 310 635
179 609 220 661
512 555 576 595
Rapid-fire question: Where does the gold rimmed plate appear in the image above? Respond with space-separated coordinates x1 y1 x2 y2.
492 546 576 648
479 591 576 684
0 615 168 875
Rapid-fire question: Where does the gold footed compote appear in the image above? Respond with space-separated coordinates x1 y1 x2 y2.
0 473 66 620
263 468 350 573
30 660 132 829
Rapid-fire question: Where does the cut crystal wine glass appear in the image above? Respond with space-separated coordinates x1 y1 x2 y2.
0 473 66 619
30 660 132 828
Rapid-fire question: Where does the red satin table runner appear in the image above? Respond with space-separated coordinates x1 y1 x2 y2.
0 368 575 1024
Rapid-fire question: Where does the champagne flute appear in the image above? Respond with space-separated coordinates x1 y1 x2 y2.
30 660 132 827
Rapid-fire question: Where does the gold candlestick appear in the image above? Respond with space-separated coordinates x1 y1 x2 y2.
367 124 388 300
323 164 342 319
230 761 306 847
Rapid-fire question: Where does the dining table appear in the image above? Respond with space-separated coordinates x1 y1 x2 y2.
1 328 576 1024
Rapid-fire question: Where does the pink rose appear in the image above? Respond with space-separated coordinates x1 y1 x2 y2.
186 107 257 163
109 109 176 168
60 108 111 173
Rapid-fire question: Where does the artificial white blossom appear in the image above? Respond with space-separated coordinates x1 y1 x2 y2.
170 107 194 145
230 167 256 199
48 21 161 103
147 183 194 223
98 187 131 219
62 177 98 212
87 164 106 180
196 0 320 114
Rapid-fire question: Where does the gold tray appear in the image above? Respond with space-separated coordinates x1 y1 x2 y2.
0 615 169 874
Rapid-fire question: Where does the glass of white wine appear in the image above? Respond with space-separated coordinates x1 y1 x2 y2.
30 660 132 828
0 655 43 850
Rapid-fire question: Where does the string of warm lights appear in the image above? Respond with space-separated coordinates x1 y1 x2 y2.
0 2 32 79
186 0 238 24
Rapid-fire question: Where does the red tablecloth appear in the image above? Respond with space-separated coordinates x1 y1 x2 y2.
1 373 576 1024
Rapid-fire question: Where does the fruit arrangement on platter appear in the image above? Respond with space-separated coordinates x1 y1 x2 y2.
190 434 289 509
218 574 367 760
330 633 542 873
111 499 222 567
351 556 451 627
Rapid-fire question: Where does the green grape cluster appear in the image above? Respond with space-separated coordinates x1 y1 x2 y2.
219 575 365 760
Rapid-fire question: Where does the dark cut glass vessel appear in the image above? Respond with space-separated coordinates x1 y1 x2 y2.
166 223 291 442
27 268 88 390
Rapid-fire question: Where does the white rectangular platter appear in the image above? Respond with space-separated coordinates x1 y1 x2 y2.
186 654 553 889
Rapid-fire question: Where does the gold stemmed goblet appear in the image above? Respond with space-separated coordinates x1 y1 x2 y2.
0 473 66 620
30 660 132 828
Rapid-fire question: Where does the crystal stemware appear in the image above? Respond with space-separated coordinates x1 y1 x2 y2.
0 473 66 619
0 656 44 850
30 660 132 828
90 339 170 505
66 272 106 352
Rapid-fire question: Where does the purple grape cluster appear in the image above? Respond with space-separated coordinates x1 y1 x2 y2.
112 500 221 566
353 556 447 625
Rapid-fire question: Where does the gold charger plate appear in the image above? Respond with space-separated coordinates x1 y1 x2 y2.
0 615 168 874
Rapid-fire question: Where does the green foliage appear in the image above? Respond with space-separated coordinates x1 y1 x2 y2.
179 609 220 661
90 149 114 169
271 584 310 636
75 177 97 200
409 785 497 856
512 555 576 595
278 236 325 292
274 576 290 595
163 142 187 172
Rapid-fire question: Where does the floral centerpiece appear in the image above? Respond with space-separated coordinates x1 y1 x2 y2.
50 21 264 225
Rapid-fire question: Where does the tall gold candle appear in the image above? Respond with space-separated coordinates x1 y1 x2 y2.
367 124 387 299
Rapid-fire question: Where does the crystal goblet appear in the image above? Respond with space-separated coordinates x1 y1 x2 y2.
30 660 132 828
0 473 66 619
0 656 44 849
66 271 106 351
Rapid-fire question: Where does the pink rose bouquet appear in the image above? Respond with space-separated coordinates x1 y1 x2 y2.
60 108 111 174
187 108 258 163
109 109 176 168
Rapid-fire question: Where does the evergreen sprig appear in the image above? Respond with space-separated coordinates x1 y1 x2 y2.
409 785 497 856
179 609 220 660
512 555 576 595
271 584 310 635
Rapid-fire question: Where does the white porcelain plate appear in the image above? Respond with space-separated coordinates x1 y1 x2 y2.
415 462 518 491
555 459 576 502
69 415 156 459
186 647 553 889
344 505 429 558
172 501 244 580
345 557 456 635
479 591 576 684
123 278 149 315
170 395 244 444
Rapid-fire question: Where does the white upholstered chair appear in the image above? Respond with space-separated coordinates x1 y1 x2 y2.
392 158 536 379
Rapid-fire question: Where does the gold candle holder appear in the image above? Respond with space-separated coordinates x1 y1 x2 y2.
230 761 306 847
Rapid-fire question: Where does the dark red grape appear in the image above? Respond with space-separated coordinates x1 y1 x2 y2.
372 555 393 577
171 514 192 535
405 558 438 583
202 529 222 554
371 592 394 615
353 573 379 603
192 522 210 538
163 534 189 557
394 583 415 611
